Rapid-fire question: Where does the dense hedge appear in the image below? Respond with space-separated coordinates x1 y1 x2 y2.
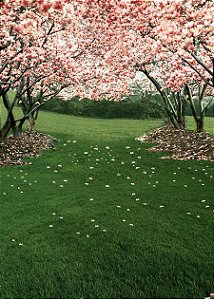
41 95 166 119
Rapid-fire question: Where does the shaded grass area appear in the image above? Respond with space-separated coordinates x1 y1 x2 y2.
0 110 213 298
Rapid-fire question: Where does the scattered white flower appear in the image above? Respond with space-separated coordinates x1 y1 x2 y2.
117 205 121 208
89 198 94 201
12 239 15 242
76 231 80 235
19 243 23 246
129 223 134 226
205 205 210 208
59 216 63 219
136 198 140 201
52 212 56 215
64 179 68 182
197 215 200 218
105 185 110 187
85 183 89 185
160 205 164 208
60 185 64 188
49 225 53 228
95 225 99 228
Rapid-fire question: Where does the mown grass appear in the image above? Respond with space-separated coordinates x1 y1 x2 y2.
0 107 213 298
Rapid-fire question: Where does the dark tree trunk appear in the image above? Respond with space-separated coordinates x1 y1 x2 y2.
0 93 20 141
196 116 204 132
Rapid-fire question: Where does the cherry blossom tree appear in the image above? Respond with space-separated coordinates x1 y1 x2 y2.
87 0 213 131
0 0 133 141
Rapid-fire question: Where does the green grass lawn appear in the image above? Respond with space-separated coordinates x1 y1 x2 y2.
0 109 213 298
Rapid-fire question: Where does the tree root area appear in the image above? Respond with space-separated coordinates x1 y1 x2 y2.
137 125 214 161
0 130 56 166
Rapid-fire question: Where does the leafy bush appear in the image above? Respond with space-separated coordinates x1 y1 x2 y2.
41 95 165 119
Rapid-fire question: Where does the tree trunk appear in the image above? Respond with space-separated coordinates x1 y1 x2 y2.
196 116 204 132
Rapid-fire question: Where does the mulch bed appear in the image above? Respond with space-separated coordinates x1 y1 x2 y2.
137 125 214 161
0 130 56 166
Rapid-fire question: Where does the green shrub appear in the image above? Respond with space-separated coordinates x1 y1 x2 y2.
41 95 165 119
